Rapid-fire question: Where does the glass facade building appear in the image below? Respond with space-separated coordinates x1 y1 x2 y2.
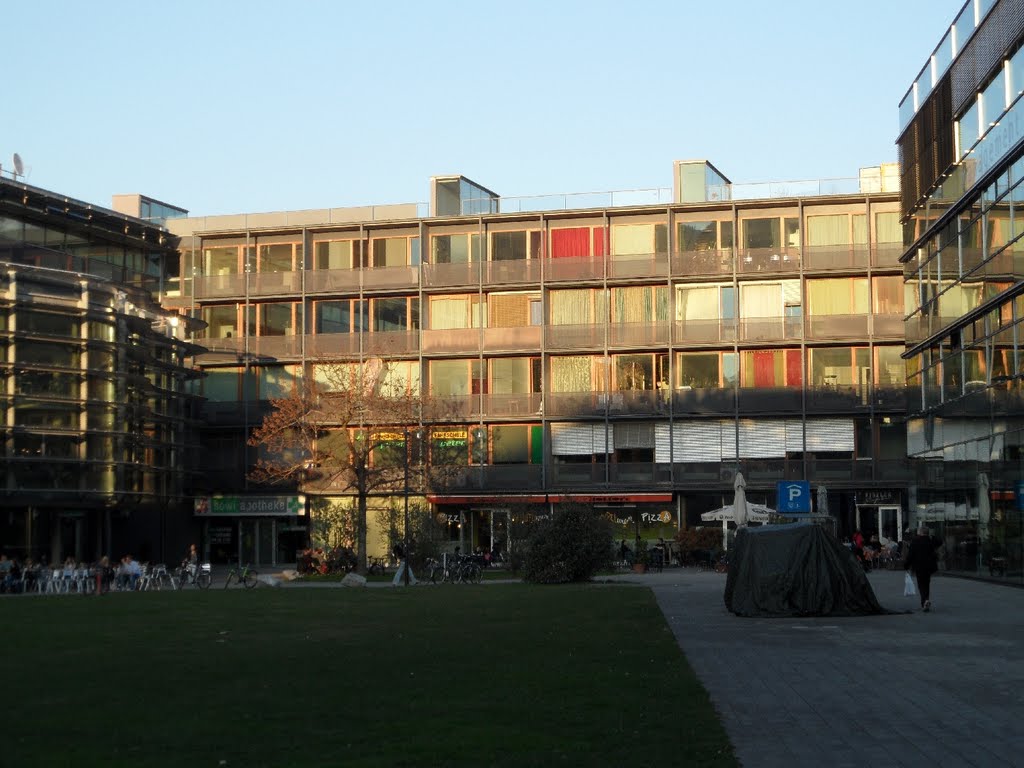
0 178 204 565
899 0 1024 582
167 163 911 563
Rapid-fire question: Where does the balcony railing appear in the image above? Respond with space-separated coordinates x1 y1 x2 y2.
545 256 606 283
674 319 738 345
607 252 669 280
802 245 870 271
481 325 542 352
250 270 302 296
486 259 541 285
737 387 802 413
421 328 480 354
737 247 801 273
545 324 605 350
671 249 734 277
608 321 669 347
194 273 245 299
481 393 543 417
804 314 869 340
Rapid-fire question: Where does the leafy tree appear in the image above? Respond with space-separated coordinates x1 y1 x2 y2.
520 502 614 584
247 362 453 573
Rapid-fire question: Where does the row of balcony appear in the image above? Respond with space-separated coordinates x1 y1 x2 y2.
200 386 908 425
296 458 916 495
198 315 905 363
191 245 905 300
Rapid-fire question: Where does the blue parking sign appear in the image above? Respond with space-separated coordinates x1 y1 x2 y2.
777 481 811 513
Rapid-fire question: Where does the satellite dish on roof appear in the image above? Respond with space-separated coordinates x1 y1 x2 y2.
12 153 24 177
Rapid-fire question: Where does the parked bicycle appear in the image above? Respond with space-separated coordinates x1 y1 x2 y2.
175 562 212 589
223 563 259 589
428 554 482 584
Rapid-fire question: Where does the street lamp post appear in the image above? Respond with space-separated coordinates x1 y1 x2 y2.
403 428 410 587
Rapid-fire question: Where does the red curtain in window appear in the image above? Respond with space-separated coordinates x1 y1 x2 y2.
593 227 608 257
551 228 590 258
754 350 776 387
785 349 802 387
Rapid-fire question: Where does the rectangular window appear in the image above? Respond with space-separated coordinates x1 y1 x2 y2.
316 300 366 334
551 227 605 258
204 246 240 276
549 289 607 325
806 215 850 246
258 243 297 273
743 218 781 249
432 233 483 264
550 356 603 392
806 278 869 315
874 212 901 243
739 282 783 318
741 349 785 387
430 295 483 329
491 231 530 261
676 286 721 321
258 302 300 336
202 305 238 338
611 223 668 256
371 237 408 268
429 360 470 397
315 240 363 270
678 221 718 251
372 297 414 332
489 292 533 327
872 276 904 314
611 286 668 323
490 357 539 394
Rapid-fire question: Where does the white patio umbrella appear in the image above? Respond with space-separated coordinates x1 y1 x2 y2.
733 471 749 528
701 498 774 551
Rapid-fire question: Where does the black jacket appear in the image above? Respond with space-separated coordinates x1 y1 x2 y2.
904 534 941 575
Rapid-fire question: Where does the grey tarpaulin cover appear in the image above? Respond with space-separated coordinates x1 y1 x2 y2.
724 523 886 617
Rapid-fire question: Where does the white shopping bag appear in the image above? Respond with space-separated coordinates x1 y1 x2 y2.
904 572 917 597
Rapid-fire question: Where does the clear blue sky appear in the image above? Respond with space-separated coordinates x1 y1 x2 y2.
5 0 962 216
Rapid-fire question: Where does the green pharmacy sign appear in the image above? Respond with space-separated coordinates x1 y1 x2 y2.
194 495 306 517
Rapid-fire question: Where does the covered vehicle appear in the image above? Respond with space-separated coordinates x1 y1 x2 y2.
724 523 886 617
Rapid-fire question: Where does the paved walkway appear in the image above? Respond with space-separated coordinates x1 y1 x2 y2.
628 568 1024 768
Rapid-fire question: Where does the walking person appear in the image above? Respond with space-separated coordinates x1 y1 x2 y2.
391 541 416 586
904 524 943 612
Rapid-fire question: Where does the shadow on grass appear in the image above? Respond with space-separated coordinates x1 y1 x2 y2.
5 585 736 767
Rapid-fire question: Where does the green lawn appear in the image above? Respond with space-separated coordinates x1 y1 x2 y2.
6 585 736 768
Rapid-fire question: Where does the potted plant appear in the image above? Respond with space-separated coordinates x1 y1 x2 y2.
632 539 650 573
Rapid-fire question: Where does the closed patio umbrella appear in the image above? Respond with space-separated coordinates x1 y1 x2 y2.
733 471 749 528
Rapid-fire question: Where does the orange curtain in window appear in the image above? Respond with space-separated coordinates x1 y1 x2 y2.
785 349 802 387
754 350 776 387
551 228 590 258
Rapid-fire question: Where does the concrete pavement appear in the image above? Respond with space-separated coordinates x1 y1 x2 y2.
633 568 1024 768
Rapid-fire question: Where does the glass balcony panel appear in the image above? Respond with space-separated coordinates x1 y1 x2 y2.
737 247 801 273
194 274 245 299
608 462 659 485
806 384 862 410
479 464 543 491
422 261 481 288
544 324 604 350
544 256 605 283
872 314 905 337
482 393 543 417
305 333 360 357
738 316 795 342
672 387 736 414
607 253 668 280
608 322 669 347
803 245 870 271
251 335 301 359
363 330 419 356
674 319 738 345
485 259 540 285
250 271 301 296
805 314 870 340
736 387 802 413
305 269 360 295
671 249 734 277
482 326 542 352
550 462 606 486
545 392 607 418
421 328 479 354
361 265 418 290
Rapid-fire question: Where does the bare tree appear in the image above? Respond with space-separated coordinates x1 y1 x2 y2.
247 361 457 573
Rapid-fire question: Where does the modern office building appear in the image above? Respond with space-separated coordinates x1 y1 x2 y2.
899 0 1024 581
165 160 910 564
0 177 204 565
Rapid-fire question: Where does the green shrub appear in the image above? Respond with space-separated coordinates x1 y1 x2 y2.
521 502 614 583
